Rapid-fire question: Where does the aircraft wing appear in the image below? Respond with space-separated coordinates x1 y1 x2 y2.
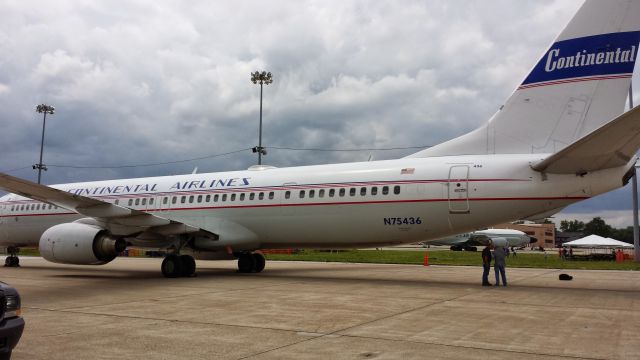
0 172 203 236
532 106 640 174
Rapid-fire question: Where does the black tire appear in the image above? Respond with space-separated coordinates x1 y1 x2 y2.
180 255 196 277
4 256 19 267
237 254 256 273
161 254 184 278
0 350 11 360
252 253 266 273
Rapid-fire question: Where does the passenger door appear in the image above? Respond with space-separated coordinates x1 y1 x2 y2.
448 165 470 213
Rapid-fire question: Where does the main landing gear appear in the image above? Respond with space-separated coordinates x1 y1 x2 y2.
4 246 20 267
237 252 266 273
160 252 266 277
161 254 196 278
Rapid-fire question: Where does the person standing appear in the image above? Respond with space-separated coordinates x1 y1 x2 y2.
494 246 507 286
481 243 492 286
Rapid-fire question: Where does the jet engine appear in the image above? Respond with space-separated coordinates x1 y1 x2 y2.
39 223 125 265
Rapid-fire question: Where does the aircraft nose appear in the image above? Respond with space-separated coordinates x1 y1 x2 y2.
529 236 538 244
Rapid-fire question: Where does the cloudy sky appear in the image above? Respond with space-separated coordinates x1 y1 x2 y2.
0 0 638 228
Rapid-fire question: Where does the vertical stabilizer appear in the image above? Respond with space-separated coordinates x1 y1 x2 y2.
408 0 640 158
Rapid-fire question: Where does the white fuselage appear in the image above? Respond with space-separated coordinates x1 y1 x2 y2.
0 154 628 250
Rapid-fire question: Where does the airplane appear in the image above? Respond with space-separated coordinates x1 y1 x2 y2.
428 229 536 251
1 0 640 277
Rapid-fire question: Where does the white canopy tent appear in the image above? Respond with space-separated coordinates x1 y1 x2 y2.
563 234 634 248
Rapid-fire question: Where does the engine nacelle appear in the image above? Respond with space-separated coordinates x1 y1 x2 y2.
39 223 126 265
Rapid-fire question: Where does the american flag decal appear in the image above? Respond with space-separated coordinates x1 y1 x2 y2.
400 168 414 175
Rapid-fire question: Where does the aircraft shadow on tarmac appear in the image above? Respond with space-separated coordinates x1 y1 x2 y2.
11 262 634 295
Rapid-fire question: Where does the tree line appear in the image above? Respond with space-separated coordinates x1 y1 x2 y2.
559 217 634 243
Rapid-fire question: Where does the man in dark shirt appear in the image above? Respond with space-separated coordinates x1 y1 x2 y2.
482 243 492 286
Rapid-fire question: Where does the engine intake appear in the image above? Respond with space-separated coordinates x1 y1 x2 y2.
39 223 125 265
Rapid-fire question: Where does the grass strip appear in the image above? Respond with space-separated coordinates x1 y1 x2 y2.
264 249 640 271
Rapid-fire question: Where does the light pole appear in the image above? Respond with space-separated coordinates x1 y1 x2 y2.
34 104 54 184
251 71 273 165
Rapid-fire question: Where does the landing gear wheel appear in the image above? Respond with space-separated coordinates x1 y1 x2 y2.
180 255 196 277
237 254 256 273
4 246 20 267
4 256 19 267
252 253 265 273
161 254 184 278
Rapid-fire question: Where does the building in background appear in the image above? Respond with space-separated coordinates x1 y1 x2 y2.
555 231 583 247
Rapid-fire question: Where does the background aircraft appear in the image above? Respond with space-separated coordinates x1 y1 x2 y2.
429 229 536 251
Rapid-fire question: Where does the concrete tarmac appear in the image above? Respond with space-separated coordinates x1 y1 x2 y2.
2 256 639 359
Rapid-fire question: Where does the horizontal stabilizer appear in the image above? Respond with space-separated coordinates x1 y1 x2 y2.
532 105 640 174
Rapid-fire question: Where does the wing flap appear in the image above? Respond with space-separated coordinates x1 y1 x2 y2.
532 105 640 174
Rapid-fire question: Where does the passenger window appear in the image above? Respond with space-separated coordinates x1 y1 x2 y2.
10 205 14 211
181 196 186 204
214 194 219 202
31 204 36 210
249 193 255 200
240 193 245 201
115 199 120 205
189 195 194 203
128 199 133 206
319 189 325 198
135 199 140 206
206 195 211 202
339 188 345 197
172 196 177 204
371 187 378 195
329 189 335 197
231 194 236 201
300 190 305 199
309 190 315 198
382 186 389 195
360 187 366 196
36 204 40 210
394 185 401 195
269 192 274 200
285 191 291 199
349 188 356 196
163 197 168 205
141 198 147 206
222 194 227 202
259 192 264 200
197 195 203 203
149 198 154 205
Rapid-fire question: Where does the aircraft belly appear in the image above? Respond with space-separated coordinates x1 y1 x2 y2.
8 214 80 246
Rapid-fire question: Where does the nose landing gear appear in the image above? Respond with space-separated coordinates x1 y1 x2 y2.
4 246 20 267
